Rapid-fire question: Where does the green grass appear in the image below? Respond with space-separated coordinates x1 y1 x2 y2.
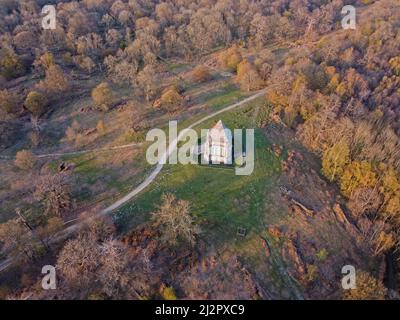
54 150 152 205
166 62 189 72
113 100 282 247
59 153 104 184
177 84 248 132
201 84 244 110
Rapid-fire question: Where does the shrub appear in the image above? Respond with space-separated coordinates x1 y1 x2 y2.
0 89 18 115
236 60 263 91
15 150 37 170
39 64 70 94
34 52 55 72
0 53 25 79
343 271 387 300
159 87 183 111
219 46 242 71
92 82 115 111
389 56 400 76
191 65 212 83
160 285 177 300
24 91 47 116
315 248 328 261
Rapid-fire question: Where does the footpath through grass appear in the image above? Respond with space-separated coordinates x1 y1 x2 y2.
113 99 282 247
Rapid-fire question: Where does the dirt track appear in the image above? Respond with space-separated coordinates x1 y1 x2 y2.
0 89 266 273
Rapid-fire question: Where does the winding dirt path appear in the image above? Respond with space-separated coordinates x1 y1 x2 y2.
0 142 142 160
99 89 266 215
0 89 266 272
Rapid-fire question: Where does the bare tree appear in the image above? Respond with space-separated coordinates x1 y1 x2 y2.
14 150 37 170
0 89 18 116
56 233 101 291
57 221 151 299
348 187 382 218
358 218 396 256
151 193 200 246
98 239 130 297
0 219 38 261
34 171 73 217
136 65 160 102
91 82 115 111
236 60 263 91
37 64 70 94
